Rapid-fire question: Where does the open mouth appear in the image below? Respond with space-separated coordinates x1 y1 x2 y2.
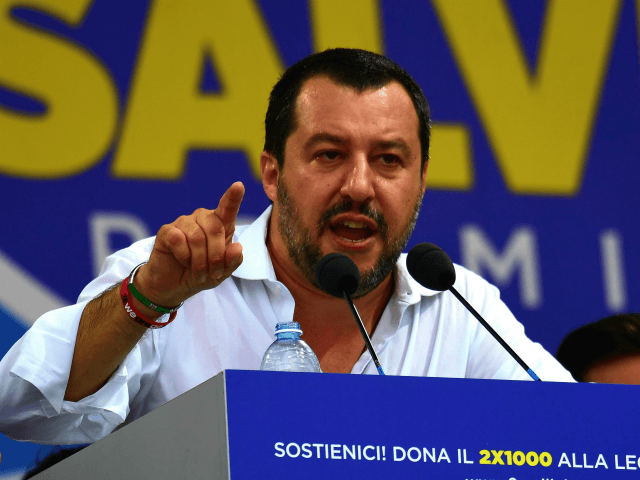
330 220 375 243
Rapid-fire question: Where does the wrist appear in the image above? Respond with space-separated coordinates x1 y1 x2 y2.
129 292 165 320
132 263 185 311
119 275 178 329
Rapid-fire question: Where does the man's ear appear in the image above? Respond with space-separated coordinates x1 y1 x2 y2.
421 158 429 193
261 151 279 202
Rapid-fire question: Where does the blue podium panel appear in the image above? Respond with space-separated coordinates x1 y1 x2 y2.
225 370 640 479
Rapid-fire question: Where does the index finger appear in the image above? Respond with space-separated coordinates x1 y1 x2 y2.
215 181 245 228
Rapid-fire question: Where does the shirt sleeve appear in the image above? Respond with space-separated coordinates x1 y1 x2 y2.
460 268 575 382
0 238 167 444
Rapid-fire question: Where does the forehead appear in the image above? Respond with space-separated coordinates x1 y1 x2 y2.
585 353 640 384
291 76 420 141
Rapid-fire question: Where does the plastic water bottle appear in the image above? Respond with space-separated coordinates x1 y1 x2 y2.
260 321 322 372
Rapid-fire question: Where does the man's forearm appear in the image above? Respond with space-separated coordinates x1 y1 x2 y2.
63 285 151 402
63 183 245 403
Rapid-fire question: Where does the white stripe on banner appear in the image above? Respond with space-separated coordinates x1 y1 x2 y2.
0 248 68 328
599 229 627 313
0 470 27 480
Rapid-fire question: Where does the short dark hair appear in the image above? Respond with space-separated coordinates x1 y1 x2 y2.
264 48 431 171
556 313 640 381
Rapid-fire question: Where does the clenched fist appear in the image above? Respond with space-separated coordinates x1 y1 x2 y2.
133 182 245 309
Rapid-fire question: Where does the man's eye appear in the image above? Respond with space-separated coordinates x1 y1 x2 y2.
320 151 340 160
380 154 399 165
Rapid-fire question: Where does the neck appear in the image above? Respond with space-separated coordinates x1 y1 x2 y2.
266 218 395 372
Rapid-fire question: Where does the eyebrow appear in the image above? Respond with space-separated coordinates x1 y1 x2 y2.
304 133 347 150
375 139 412 158
304 133 412 157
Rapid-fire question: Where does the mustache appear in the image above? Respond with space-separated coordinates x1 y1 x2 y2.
318 201 389 239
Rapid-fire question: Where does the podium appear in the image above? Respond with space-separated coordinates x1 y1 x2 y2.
32 370 640 479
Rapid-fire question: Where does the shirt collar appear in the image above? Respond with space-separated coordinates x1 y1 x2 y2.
232 205 441 303
232 205 277 281
395 253 441 305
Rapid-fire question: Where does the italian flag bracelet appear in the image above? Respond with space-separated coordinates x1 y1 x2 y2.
128 263 183 314
119 272 179 329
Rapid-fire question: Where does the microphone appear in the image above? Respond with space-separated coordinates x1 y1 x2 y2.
315 253 385 375
406 243 456 291
315 253 360 297
407 243 541 381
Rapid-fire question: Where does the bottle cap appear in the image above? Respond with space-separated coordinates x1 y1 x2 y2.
274 321 302 335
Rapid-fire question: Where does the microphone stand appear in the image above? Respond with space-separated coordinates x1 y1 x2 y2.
448 286 540 381
342 290 385 376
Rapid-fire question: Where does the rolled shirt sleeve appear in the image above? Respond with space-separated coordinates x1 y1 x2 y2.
0 238 165 444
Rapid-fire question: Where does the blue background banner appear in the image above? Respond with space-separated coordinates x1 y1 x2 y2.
1 0 638 475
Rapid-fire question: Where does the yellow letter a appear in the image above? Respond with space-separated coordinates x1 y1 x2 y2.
112 0 283 179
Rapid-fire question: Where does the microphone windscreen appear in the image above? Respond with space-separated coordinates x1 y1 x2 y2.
406 243 456 291
315 253 361 297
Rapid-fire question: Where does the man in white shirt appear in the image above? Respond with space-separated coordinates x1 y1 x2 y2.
0 48 573 445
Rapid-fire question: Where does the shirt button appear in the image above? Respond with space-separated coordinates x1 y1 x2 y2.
274 286 282 295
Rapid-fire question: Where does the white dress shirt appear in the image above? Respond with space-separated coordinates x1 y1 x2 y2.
0 207 573 444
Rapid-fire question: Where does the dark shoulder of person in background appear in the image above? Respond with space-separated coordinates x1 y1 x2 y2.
556 313 640 384
22 445 88 479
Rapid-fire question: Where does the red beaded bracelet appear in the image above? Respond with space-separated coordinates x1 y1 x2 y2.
120 276 177 329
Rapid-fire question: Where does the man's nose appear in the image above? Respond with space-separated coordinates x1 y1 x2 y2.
340 155 375 203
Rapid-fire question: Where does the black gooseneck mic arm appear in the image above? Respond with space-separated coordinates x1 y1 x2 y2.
315 253 385 376
342 290 385 376
447 285 539 380
407 243 540 381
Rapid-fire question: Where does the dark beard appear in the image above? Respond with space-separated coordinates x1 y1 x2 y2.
275 176 423 298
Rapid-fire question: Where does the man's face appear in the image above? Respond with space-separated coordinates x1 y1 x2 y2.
264 76 427 296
